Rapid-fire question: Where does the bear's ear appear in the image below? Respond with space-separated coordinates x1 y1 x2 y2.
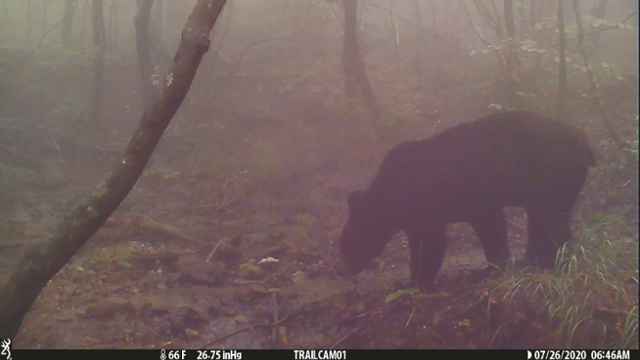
347 191 365 209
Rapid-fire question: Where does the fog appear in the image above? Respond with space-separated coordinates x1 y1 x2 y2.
0 0 637 350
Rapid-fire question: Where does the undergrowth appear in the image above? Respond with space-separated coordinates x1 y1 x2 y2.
491 212 639 349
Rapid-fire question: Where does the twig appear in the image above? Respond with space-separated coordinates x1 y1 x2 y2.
365 2 462 48
205 237 225 263
271 290 279 342
462 0 506 77
489 322 508 349
330 327 361 349
545 11 637 50
234 37 291 67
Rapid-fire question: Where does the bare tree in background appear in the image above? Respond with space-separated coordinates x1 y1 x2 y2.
342 0 381 120
91 0 106 123
389 0 399 60
0 0 228 339
61 0 76 48
431 0 441 73
80 0 87 46
529 0 537 41
518 0 529 38
529 0 557 44
135 0 158 111
107 0 118 54
557 0 567 121
570 0 629 163
588 0 609 56
503 0 518 109
342 0 358 101
155 0 164 44
137 0 171 75
411 0 425 89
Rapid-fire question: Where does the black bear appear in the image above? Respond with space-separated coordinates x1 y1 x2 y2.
338 110 595 286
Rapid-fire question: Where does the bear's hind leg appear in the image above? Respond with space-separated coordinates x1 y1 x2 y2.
525 207 572 269
469 207 510 269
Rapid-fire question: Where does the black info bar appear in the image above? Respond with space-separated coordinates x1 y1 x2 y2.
4 349 637 360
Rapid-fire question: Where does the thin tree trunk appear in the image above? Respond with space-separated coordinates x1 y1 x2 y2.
390 0 399 61
113 0 118 55
342 0 381 120
504 0 518 108
61 0 75 48
155 0 164 44
0 0 228 339
413 0 424 88
588 0 608 55
80 0 87 48
342 0 359 100
91 0 106 123
518 0 529 38
432 0 439 67
106 0 113 52
557 0 567 121
529 0 536 41
570 0 629 162
135 0 158 111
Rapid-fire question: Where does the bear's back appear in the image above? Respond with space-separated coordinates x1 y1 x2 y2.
427 111 594 165
369 111 595 205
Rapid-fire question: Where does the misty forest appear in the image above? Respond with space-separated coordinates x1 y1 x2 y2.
0 0 637 350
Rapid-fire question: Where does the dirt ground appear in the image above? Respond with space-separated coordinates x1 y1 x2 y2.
3 154 536 349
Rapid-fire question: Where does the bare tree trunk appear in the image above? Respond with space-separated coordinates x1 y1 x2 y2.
588 0 608 55
106 0 114 53
518 0 529 38
112 0 119 55
135 0 158 111
557 0 567 121
80 0 87 48
144 0 171 72
342 0 359 100
431 0 440 69
529 0 537 40
0 0 229 339
570 0 629 162
412 0 424 88
504 0 518 108
91 0 106 123
390 0 399 61
155 0 164 44
342 0 381 120
61 0 75 48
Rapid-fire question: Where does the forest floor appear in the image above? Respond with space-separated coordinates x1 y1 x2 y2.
0 54 637 349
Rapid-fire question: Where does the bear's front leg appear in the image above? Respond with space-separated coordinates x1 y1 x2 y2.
407 226 448 287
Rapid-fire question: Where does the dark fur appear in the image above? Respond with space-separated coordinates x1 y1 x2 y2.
339 110 595 286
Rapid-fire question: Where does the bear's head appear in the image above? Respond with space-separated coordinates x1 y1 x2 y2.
337 190 398 277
